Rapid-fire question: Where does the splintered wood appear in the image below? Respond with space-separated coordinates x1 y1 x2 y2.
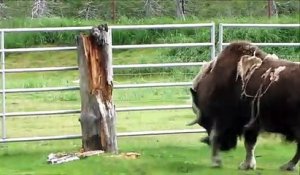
47 151 141 164
82 35 112 100
110 152 141 160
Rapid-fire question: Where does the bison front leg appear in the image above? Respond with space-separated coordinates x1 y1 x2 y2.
280 143 300 171
239 129 258 170
210 128 222 168
239 141 256 170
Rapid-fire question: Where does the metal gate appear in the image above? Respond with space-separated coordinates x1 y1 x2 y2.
1 23 299 143
0 23 215 143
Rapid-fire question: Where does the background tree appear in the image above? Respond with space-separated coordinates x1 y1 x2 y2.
0 0 8 19
144 0 162 17
78 1 99 20
175 0 185 20
268 0 278 18
0 0 298 20
111 0 116 21
32 0 49 18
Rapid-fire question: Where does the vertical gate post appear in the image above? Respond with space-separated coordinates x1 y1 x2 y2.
218 23 223 54
76 24 118 153
210 23 215 59
1 30 6 141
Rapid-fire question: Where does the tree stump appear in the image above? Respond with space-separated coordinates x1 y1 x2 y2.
76 24 118 154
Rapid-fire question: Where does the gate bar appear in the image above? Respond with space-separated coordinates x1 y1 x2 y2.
0 129 206 143
0 105 192 117
2 62 206 73
0 82 193 93
221 23 300 28
222 42 300 46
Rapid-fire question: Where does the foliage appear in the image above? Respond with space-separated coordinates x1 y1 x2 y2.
1 0 299 20
0 16 299 62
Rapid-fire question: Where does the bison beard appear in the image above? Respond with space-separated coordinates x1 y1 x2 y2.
189 41 300 171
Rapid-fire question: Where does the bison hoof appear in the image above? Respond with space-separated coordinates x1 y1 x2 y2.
211 157 222 168
280 162 296 171
238 160 256 170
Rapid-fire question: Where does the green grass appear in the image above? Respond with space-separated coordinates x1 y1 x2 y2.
1 16 300 61
0 136 299 175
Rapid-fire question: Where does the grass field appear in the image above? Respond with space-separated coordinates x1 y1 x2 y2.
0 136 299 175
1 41 299 174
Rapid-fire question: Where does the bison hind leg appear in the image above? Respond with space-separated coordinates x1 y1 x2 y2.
280 143 300 171
280 162 297 171
200 136 210 145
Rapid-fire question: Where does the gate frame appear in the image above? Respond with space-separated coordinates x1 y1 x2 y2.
218 23 300 53
0 23 215 143
1 23 299 143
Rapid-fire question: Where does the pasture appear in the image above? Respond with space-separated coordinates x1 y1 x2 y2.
1 48 299 175
0 136 298 175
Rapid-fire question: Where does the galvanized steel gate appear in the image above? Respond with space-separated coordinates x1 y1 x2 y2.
0 23 299 143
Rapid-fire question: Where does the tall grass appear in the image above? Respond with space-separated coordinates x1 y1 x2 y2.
1 16 299 65
1 16 299 48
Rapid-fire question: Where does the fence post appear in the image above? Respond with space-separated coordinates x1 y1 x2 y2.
218 23 223 54
1 30 6 141
210 23 215 59
76 24 118 153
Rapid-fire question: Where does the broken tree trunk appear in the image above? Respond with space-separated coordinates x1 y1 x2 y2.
76 24 118 154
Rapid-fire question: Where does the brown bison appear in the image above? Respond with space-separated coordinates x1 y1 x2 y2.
188 41 300 171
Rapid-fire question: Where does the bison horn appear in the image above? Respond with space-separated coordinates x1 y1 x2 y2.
186 118 198 126
186 112 201 126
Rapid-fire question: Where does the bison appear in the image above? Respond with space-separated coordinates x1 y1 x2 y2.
188 41 300 171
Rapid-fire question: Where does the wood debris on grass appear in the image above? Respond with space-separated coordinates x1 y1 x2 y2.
109 152 141 160
47 150 104 164
120 152 141 159
47 151 141 164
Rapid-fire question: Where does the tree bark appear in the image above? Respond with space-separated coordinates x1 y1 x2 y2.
271 0 278 17
76 24 118 154
111 0 116 21
145 0 153 17
32 0 48 18
175 0 185 20
144 0 162 17
267 0 278 18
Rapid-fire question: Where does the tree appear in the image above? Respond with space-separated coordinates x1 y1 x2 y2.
76 25 118 153
144 0 162 17
175 0 185 20
32 0 48 18
267 0 278 18
0 0 7 19
111 0 116 21
78 1 99 20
